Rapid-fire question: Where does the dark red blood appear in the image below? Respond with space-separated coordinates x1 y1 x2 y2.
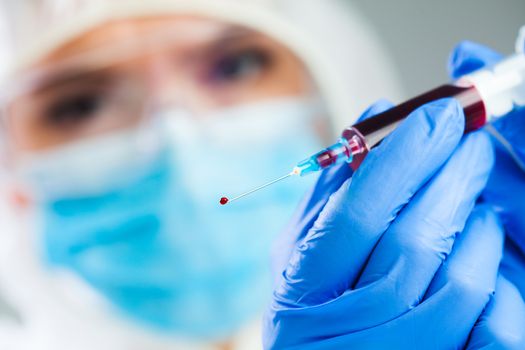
353 84 486 149
220 197 229 205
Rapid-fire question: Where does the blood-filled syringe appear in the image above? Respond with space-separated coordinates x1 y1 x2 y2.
220 29 525 206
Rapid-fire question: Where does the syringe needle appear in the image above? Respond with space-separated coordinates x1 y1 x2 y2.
220 172 296 205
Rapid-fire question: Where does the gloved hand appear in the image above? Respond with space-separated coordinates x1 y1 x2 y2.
448 41 525 298
264 98 525 349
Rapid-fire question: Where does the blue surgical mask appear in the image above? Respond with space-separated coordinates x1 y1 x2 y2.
21 98 326 339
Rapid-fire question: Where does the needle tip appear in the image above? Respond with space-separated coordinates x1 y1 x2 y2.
220 171 295 206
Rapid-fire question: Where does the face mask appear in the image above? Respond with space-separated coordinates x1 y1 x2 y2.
21 98 326 339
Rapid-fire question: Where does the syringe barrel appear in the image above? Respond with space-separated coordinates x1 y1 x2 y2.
346 84 487 151
296 50 525 177
337 52 525 171
343 52 525 155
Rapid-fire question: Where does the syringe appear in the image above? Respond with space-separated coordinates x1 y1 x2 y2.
220 29 525 206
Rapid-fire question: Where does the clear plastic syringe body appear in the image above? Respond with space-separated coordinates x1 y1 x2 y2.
294 50 525 177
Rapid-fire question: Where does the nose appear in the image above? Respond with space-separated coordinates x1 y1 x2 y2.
141 53 212 114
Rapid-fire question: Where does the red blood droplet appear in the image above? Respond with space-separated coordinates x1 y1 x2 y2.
219 197 229 205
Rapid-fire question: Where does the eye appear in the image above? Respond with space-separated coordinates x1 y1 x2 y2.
43 92 104 129
208 48 272 84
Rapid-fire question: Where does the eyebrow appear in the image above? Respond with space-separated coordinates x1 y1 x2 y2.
195 25 269 63
216 26 258 42
27 69 116 98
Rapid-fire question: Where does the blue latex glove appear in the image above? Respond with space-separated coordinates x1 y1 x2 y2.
263 98 513 349
449 39 525 287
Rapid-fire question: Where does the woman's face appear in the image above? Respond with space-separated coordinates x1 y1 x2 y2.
5 16 316 154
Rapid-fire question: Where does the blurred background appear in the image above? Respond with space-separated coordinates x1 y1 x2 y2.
348 0 525 98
